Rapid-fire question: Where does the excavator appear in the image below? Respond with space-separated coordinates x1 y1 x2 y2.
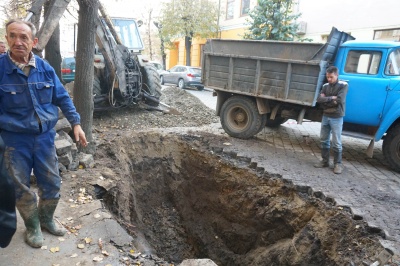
25 0 165 112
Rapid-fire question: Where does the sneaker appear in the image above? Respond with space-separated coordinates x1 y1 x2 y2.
333 163 342 174
314 161 329 168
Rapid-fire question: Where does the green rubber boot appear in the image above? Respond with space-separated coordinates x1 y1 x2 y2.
16 201 43 248
39 198 67 236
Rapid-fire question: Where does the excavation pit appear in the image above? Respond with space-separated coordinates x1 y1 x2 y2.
95 131 386 265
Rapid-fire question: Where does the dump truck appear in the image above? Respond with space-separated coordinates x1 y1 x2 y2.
201 27 400 171
25 0 162 111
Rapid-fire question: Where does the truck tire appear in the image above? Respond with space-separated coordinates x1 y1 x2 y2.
141 65 162 106
383 124 400 171
92 75 102 96
220 96 264 139
265 116 288 128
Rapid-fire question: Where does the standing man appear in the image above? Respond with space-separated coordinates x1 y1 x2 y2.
0 19 87 248
314 66 348 174
0 41 6 54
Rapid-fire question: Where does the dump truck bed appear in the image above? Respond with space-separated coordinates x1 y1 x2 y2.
202 28 354 106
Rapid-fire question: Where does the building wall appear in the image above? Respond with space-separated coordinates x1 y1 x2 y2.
297 0 400 41
165 0 400 69
216 0 400 42
165 37 207 69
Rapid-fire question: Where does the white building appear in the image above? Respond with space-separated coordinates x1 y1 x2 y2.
218 0 400 42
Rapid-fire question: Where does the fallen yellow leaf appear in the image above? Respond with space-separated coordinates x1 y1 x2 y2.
84 237 92 244
77 244 85 249
50 247 60 253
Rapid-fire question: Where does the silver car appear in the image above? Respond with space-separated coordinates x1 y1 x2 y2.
160 65 204 90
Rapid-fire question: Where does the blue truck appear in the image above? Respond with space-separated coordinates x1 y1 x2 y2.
201 28 400 171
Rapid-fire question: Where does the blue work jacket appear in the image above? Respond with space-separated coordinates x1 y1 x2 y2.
0 54 80 134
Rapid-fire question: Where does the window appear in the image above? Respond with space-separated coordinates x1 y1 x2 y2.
374 28 400 41
344 50 382 75
226 0 235 19
241 0 250 16
385 49 400 75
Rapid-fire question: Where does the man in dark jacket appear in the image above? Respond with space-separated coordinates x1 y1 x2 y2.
0 19 87 248
314 66 348 174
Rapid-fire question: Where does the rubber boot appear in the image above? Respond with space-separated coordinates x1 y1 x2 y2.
314 148 330 168
333 151 343 174
39 198 66 236
16 201 43 248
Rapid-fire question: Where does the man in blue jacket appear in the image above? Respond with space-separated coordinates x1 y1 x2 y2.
0 19 87 248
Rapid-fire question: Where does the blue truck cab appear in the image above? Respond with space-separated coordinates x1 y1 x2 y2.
336 41 400 169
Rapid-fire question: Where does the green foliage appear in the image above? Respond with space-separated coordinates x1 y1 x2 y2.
159 0 219 44
244 0 301 41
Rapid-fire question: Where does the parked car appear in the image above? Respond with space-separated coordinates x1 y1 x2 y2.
61 57 75 83
150 61 164 76
160 65 204 90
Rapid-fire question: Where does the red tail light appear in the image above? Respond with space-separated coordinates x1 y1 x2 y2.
187 73 195 78
61 68 71 74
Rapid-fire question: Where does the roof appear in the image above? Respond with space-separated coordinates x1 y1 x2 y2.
341 40 400 49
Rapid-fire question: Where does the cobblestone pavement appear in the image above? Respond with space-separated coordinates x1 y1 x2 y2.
206 119 400 260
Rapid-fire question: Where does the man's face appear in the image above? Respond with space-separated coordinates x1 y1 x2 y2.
0 43 6 53
326 72 338 85
5 22 38 60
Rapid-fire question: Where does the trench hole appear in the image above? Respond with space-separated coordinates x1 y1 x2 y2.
98 132 384 266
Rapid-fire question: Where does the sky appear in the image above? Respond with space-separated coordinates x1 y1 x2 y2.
102 0 165 20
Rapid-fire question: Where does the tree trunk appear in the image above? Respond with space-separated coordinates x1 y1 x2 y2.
185 35 191 66
44 0 62 80
75 0 99 154
147 9 153 60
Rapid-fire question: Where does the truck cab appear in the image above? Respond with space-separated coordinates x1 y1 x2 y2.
337 41 400 128
335 41 400 170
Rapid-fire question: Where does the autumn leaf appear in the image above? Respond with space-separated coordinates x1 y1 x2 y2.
50 247 60 253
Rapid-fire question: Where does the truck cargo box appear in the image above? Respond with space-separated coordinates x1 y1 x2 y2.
202 27 354 106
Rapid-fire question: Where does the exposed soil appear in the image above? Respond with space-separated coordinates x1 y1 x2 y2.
70 86 391 265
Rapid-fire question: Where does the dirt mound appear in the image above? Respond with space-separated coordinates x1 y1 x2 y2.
86 130 386 266
92 86 219 131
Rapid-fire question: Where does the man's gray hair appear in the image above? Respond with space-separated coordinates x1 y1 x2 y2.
6 19 37 39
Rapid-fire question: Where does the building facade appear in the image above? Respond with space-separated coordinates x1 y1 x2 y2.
166 0 400 69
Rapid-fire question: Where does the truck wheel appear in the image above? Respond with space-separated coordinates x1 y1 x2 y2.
383 124 400 171
257 114 268 134
265 116 288 128
160 76 165 85
141 65 162 106
93 75 102 96
220 96 264 139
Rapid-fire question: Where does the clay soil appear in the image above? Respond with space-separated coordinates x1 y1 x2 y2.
72 86 389 265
